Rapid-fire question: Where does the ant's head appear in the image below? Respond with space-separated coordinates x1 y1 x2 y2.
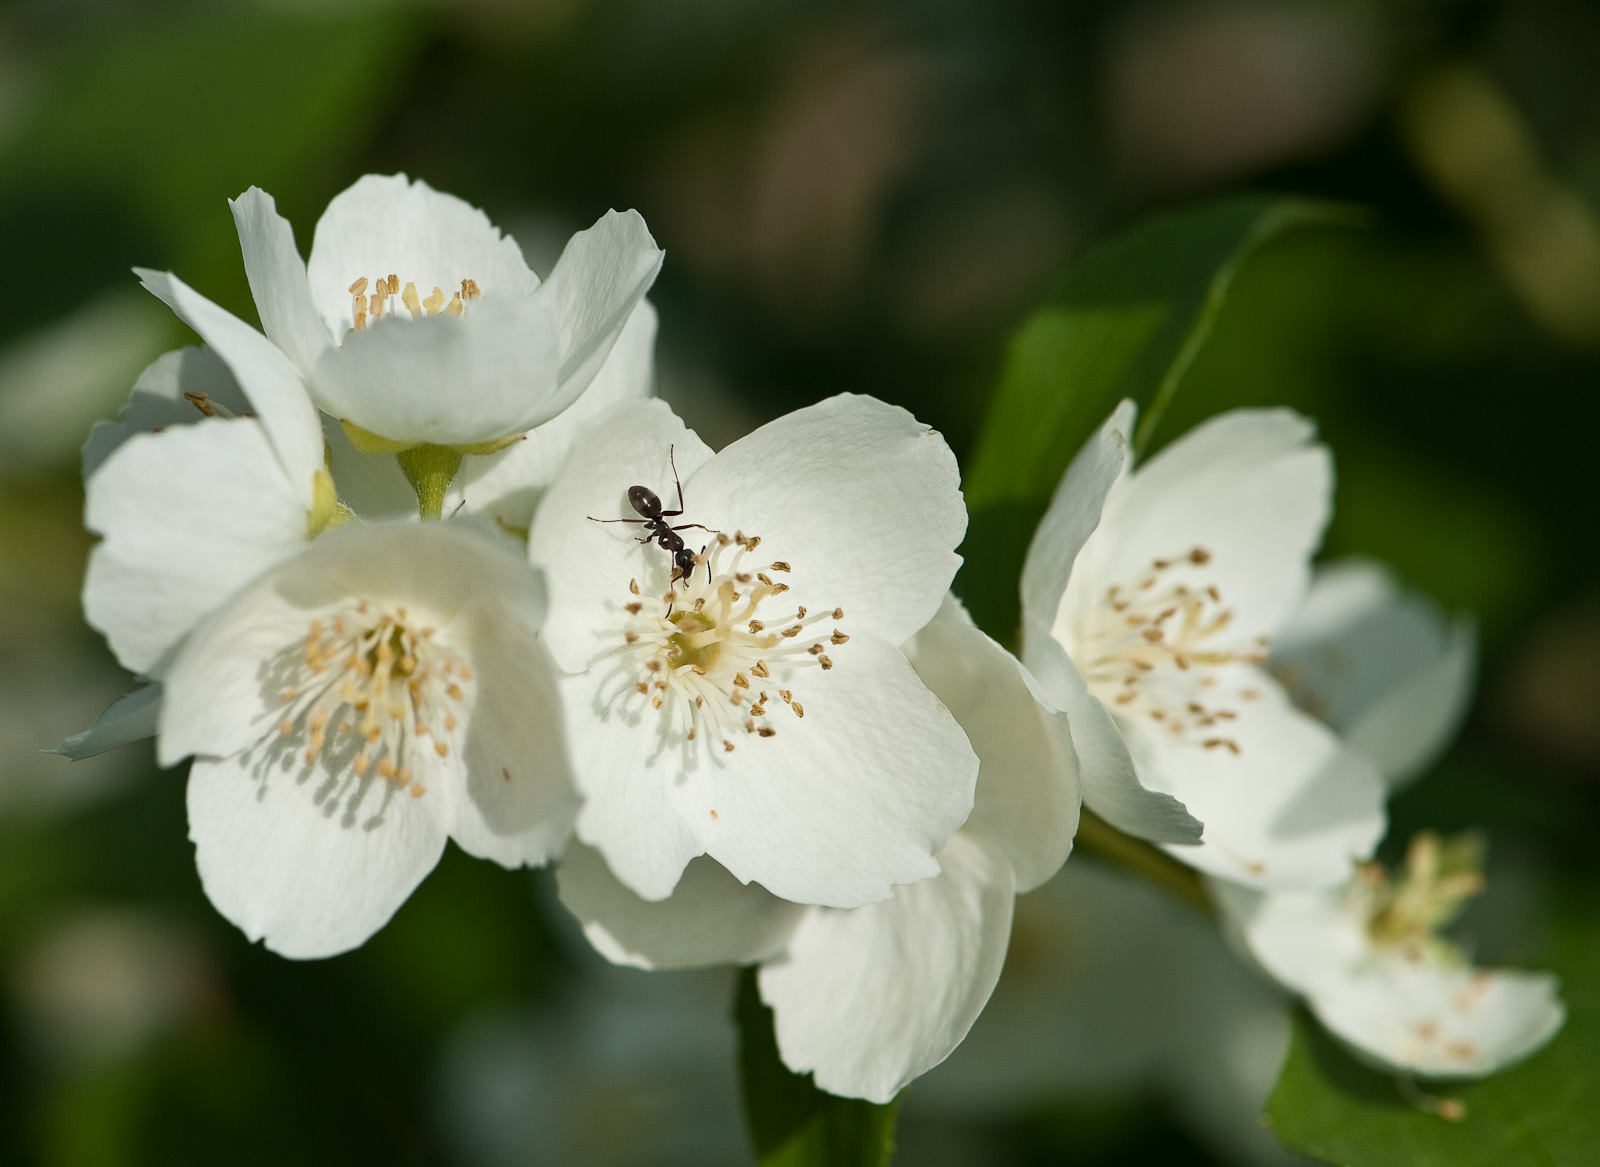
628 485 663 517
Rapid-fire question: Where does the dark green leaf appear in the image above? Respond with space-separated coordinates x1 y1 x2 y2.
956 196 1356 643
735 967 901 1167
1267 887 1600 1166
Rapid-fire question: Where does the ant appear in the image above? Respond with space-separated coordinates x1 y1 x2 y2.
588 446 712 584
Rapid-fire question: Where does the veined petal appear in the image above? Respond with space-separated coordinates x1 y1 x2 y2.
447 597 579 869
84 418 308 676
81 346 249 480
529 399 717 674
556 843 804 970
1271 558 1476 788
52 683 162 760
564 630 976 907
694 631 977 907
537 209 664 398
905 595 1081 892
686 394 966 646
187 747 450 959
231 186 332 371
1063 409 1330 653
1022 619 1202 845
1020 399 1134 636
457 299 658 530
136 269 324 506
759 832 1016 1104
1126 671 1385 889
312 295 560 446
304 173 540 337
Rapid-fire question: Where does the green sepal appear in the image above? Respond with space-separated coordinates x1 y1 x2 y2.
340 419 415 455
306 470 355 538
339 419 526 458
397 444 464 521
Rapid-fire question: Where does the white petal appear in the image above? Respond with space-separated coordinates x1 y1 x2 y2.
1312 963 1564 1079
563 630 977 908
81 346 249 480
1022 619 1202 845
304 173 540 336
698 632 976 907
1128 673 1385 889
529 399 717 673
52 683 162 760
1272 558 1476 788
686 394 966 646
135 269 324 505
1210 880 1364 996
1217 881 1565 1078
159 521 546 765
537 210 664 398
556 842 804 970
84 418 307 676
187 747 450 958
1063 409 1330 652
1020 399 1134 636
447 597 579 869
556 665 707 900
230 186 332 371
457 299 658 530
904 595 1080 892
760 832 1016 1103
311 295 561 446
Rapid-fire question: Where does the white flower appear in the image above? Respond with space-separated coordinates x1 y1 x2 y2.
528 394 978 907
66 297 657 760
1021 402 1386 890
555 594 1082 1102
1214 832 1566 1078
142 173 661 449
1270 557 1476 789
157 520 577 958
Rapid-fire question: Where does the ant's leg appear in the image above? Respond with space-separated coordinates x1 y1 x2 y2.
587 516 650 525
670 445 686 513
669 523 713 534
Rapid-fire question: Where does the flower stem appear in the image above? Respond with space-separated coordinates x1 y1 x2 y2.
1074 810 1211 914
397 444 464 521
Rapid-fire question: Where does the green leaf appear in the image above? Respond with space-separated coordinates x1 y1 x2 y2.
956 196 1356 643
735 967 901 1166
1266 887 1600 1166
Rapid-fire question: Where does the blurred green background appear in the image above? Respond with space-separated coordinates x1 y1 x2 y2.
1 0 1597 1163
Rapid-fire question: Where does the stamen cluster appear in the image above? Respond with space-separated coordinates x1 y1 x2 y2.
1077 546 1268 753
603 531 848 755
347 273 482 333
272 600 473 799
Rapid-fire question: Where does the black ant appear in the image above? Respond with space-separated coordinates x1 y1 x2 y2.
588 446 711 583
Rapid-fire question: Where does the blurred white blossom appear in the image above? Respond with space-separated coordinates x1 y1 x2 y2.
1215 831 1565 1078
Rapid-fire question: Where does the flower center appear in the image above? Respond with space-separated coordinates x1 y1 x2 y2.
601 531 848 754
1355 831 1485 961
347 274 482 334
1077 546 1267 754
270 600 473 798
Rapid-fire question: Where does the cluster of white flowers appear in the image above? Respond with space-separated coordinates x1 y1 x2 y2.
67 174 1562 1110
